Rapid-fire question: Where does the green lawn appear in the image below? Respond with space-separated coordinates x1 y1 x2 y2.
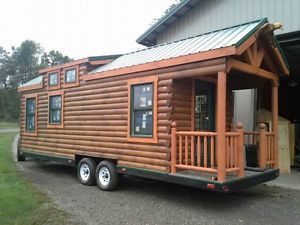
0 122 19 129
0 133 75 225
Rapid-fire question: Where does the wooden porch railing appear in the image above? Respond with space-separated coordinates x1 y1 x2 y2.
244 131 259 145
225 132 241 173
258 123 275 168
170 121 245 180
175 130 217 173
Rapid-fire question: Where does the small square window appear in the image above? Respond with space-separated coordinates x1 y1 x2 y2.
65 68 76 83
48 72 58 86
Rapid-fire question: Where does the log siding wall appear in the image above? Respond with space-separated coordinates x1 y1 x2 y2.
20 63 173 173
20 59 226 173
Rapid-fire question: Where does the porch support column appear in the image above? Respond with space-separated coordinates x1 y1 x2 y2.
272 85 279 168
216 71 226 182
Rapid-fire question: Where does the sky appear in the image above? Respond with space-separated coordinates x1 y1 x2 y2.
0 0 174 59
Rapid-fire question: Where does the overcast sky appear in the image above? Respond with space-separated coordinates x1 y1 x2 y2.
0 0 174 59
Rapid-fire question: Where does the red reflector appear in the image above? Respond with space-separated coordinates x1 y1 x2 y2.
207 183 215 189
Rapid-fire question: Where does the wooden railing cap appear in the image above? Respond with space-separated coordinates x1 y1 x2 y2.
259 123 266 129
171 121 177 128
236 122 243 129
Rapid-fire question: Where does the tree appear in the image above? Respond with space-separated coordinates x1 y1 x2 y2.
0 40 71 122
41 50 72 67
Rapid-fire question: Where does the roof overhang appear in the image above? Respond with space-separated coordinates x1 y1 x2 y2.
85 19 289 82
136 0 201 46
39 55 122 74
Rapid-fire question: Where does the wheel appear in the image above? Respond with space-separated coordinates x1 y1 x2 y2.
77 158 96 186
17 137 26 161
95 160 119 191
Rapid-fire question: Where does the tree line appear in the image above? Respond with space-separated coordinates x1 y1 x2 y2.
0 40 71 122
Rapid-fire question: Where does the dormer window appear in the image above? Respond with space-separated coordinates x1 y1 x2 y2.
48 72 58 86
65 68 76 83
47 70 60 90
64 66 79 88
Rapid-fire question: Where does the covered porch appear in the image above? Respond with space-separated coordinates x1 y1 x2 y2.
169 24 289 182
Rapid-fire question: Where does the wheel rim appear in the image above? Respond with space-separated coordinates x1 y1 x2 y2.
80 163 90 182
99 167 110 186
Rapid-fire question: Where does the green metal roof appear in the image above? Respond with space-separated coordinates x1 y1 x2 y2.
91 19 278 74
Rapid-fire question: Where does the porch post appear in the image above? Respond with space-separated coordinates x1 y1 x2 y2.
171 121 177 173
272 85 279 168
216 71 226 182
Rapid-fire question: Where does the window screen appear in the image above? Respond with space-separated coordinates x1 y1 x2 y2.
49 95 62 124
65 68 76 83
48 72 58 86
131 83 153 136
26 98 36 132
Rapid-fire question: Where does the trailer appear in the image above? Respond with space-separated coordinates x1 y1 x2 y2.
18 19 288 193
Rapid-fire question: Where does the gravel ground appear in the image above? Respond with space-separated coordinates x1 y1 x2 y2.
13 137 300 225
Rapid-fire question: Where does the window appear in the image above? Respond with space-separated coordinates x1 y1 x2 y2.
132 83 153 136
26 98 36 132
49 95 62 124
48 72 58 86
47 70 60 90
64 66 79 88
127 76 157 143
65 68 76 83
24 94 37 136
48 90 64 128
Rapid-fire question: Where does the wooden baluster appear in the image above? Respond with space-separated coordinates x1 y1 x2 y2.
259 123 267 169
171 121 177 173
185 135 188 165
197 136 201 166
226 137 229 168
268 135 271 163
234 136 238 168
230 137 234 168
179 135 182 165
210 136 215 168
191 136 195 166
236 123 245 177
204 136 207 168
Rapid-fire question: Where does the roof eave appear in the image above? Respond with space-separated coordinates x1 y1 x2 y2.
136 0 196 46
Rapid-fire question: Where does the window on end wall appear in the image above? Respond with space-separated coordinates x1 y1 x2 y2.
128 76 157 143
26 97 36 132
48 90 64 128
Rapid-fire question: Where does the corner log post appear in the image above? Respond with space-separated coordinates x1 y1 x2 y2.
216 71 226 182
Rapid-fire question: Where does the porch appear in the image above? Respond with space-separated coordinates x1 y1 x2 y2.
169 30 287 182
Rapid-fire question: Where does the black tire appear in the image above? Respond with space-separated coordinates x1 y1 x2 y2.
95 160 119 191
77 158 96 186
17 137 26 161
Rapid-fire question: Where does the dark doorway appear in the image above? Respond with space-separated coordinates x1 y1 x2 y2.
194 80 215 131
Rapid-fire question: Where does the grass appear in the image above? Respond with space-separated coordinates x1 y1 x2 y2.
0 132 76 225
0 122 19 129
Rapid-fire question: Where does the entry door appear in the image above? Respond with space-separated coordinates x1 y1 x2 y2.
194 80 215 131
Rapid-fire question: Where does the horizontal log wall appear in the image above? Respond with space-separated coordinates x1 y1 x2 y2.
20 62 173 173
20 59 225 173
171 79 192 131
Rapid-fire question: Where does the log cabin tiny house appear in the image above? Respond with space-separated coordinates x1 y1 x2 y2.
18 19 289 192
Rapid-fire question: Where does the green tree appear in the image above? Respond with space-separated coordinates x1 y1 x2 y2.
0 40 71 122
41 50 72 67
